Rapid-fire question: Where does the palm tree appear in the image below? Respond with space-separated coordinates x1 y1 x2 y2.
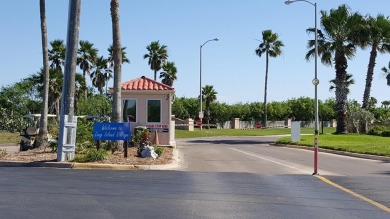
381 100 390 109
38 0 49 147
90 56 112 95
202 85 218 129
359 15 390 110
160 61 177 86
110 0 123 124
367 97 377 109
255 29 284 128
30 68 85 119
48 39 66 72
143 41 168 80
77 40 98 98
306 5 364 134
329 74 355 94
29 68 63 118
108 44 129 66
74 73 86 113
107 45 129 95
381 61 390 86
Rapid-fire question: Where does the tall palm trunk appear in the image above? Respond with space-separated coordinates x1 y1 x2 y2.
39 0 49 147
335 51 348 134
83 69 88 98
154 69 157 81
263 51 269 128
110 0 122 123
360 44 378 133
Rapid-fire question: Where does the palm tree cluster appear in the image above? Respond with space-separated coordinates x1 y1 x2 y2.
47 39 130 98
143 41 178 86
35 0 125 149
307 5 390 134
258 4 390 134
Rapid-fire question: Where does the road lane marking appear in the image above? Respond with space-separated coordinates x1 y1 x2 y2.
229 148 312 174
230 147 390 212
316 176 390 213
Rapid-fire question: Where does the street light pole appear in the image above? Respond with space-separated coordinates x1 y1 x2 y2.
313 2 319 136
285 0 319 135
199 38 219 130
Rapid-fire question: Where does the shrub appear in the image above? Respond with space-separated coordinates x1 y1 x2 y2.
367 126 387 136
76 118 93 146
48 141 58 152
155 146 164 157
73 148 108 163
381 131 390 137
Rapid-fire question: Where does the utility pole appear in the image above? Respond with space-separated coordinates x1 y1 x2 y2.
57 0 81 161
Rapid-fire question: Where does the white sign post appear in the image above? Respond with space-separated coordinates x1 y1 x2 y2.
291 121 301 142
199 111 204 119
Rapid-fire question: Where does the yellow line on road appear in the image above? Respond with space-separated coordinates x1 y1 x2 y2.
316 175 390 213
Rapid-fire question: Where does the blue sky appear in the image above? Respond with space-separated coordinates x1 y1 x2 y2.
1 0 390 105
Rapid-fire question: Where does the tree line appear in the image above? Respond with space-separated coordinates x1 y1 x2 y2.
172 96 390 126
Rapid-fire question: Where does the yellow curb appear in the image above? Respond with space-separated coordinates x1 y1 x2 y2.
72 163 137 170
316 175 390 213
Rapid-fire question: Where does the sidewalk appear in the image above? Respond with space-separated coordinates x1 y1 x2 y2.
0 144 19 154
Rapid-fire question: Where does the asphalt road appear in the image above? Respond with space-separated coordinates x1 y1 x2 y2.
0 168 389 219
0 136 389 218
176 136 390 176
176 136 390 211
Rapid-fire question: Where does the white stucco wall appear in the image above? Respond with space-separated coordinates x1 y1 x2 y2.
122 91 175 146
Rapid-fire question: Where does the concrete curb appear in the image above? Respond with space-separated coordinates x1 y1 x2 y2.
272 143 390 161
0 161 73 168
0 148 181 170
73 163 138 170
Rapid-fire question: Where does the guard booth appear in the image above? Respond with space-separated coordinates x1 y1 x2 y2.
113 76 176 146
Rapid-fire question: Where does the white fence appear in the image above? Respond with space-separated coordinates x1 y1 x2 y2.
175 118 336 131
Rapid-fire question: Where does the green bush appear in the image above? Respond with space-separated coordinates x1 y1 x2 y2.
367 126 387 136
73 148 108 163
76 118 94 146
381 131 390 137
48 141 58 152
155 146 164 157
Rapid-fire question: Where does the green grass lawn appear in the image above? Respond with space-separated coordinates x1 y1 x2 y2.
176 127 390 157
276 134 390 157
0 132 20 144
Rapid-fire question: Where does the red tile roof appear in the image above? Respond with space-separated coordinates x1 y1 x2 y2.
120 76 174 91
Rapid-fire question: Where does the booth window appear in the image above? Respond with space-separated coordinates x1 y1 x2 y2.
147 100 161 122
123 99 137 122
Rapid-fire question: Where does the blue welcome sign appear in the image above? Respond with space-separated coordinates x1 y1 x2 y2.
93 122 131 141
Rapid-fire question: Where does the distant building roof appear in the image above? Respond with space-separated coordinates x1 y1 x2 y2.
120 76 174 91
